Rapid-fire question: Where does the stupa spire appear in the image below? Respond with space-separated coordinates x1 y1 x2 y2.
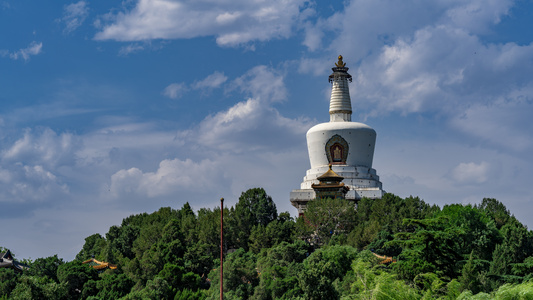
328 55 352 122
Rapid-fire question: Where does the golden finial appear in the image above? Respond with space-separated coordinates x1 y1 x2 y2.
335 55 346 67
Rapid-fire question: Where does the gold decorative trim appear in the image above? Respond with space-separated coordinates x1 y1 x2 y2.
335 55 346 67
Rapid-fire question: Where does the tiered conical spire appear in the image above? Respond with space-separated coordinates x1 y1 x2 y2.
328 55 352 122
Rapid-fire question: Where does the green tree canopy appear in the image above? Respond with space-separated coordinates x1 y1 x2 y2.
301 197 357 245
232 188 278 250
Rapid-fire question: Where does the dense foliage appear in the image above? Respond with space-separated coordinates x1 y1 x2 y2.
2 189 533 299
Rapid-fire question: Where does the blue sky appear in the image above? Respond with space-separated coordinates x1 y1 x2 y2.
1 0 532 261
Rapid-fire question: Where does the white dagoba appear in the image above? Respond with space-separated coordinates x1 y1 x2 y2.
290 55 384 215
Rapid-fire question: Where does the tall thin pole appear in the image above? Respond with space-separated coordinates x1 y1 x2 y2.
220 197 224 300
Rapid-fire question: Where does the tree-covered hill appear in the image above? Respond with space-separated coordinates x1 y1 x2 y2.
1 188 533 299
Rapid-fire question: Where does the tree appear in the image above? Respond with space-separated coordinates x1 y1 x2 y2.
476 198 510 229
511 256 533 282
183 241 215 280
392 217 462 280
0 268 18 298
366 229 402 257
157 263 201 295
27 255 64 283
75 234 106 261
459 251 484 294
299 245 358 300
174 288 206 300
301 197 356 245
117 225 141 259
489 216 533 284
207 248 259 300
392 204 500 281
232 188 278 250
249 212 295 253
348 194 437 250
179 202 199 246
157 219 186 265
492 281 533 299
57 260 98 300
253 241 309 299
223 248 259 298
10 275 67 300
122 277 172 300
94 273 135 299
186 207 222 278
346 251 421 300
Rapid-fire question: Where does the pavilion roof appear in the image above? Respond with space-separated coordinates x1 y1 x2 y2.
82 258 117 270
0 250 29 272
316 164 344 182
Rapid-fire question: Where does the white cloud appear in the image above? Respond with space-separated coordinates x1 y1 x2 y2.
0 163 69 205
191 98 310 152
43 63 305 211
192 71 228 89
230 65 287 102
94 0 309 47
163 71 227 99
333 24 533 119
298 57 331 76
216 11 242 25
374 135 531 216
61 1 89 34
110 158 223 199
450 96 533 152
302 21 324 52
0 128 79 206
9 41 42 61
304 0 511 58
316 0 443 60
105 100 310 208
78 120 181 171
118 43 145 56
2 128 81 168
450 161 491 184
162 82 188 99
353 25 480 115
443 0 513 34
297 0 531 120
0 120 186 210
187 65 309 152
113 65 311 204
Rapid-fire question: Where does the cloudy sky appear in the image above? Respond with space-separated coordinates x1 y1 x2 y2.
1 0 532 260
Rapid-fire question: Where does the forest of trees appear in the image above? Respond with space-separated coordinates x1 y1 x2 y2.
2 188 533 299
